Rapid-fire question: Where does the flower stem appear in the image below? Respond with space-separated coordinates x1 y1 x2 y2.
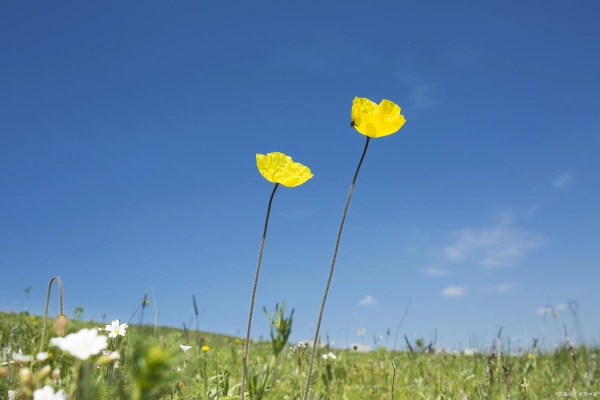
302 136 370 400
241 182 280 400
40 276 64 353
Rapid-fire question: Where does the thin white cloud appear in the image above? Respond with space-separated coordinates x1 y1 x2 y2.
395 63 438 113
270 31 380 73
555 303 567 311
444 216 543 268
446 47 480 70
566 288 583 294
524 202 542 219
271 51 327 72
421 267 449 276
553 173 572 188
479 283 518 293
536 303 566 315
442 285 468 297
409 83 439 110
358 295 376 306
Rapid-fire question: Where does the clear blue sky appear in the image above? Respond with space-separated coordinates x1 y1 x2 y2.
1 1 599 351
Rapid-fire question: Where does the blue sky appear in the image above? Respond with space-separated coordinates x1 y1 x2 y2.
1 1 599 351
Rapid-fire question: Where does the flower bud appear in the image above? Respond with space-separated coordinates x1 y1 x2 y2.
36 365 52 382
53 314 70 337
51 368 61 381
20 367 33 384
95 351 121 367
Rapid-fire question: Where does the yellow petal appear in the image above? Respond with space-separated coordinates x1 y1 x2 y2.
256 152 313 187
351 97 406 138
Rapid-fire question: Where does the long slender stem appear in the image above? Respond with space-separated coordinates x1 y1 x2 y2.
391 360 397 400
302 137 370 400
241 182 280 399
40 276 64 353
127 297 150 326
145 286 158 337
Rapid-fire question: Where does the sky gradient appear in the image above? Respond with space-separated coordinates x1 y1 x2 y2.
1 1 599 351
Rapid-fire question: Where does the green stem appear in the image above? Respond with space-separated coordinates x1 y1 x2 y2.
127 296 150 326
40 277 64 353
302 136 370 400
241 182 280 400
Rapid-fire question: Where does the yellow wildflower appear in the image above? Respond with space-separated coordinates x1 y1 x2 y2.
351 97 406 138
256 152 313 187
528 353 535 360
201 345 210 352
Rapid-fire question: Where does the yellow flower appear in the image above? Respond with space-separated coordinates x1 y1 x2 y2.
256 152 313 187
351 97 406 138
528 353 535 360
201 345 210 352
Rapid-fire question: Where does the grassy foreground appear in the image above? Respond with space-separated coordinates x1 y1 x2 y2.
0 310 598 399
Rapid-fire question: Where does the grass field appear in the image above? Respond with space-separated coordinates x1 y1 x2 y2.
1 309 597 399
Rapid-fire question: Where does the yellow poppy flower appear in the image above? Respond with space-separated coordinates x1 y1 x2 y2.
256 152 313 187
351 97 406 138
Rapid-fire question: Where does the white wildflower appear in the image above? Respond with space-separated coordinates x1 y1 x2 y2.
105 320 128 338
50 328 108 360
33 385 66 400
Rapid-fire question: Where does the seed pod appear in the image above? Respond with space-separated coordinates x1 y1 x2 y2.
51 368 60 381
53 314 70 337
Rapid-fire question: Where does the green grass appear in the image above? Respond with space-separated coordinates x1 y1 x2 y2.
0 310 598 399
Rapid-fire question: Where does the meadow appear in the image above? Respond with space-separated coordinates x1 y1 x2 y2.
1 98 598 399
1 306 598 399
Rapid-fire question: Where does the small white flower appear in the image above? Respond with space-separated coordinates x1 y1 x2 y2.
13 350 33 363
33 385 65 400
180 345 192 352
36 352 49 362
105 320 128 338
322 352 337 360
50 328 108 360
